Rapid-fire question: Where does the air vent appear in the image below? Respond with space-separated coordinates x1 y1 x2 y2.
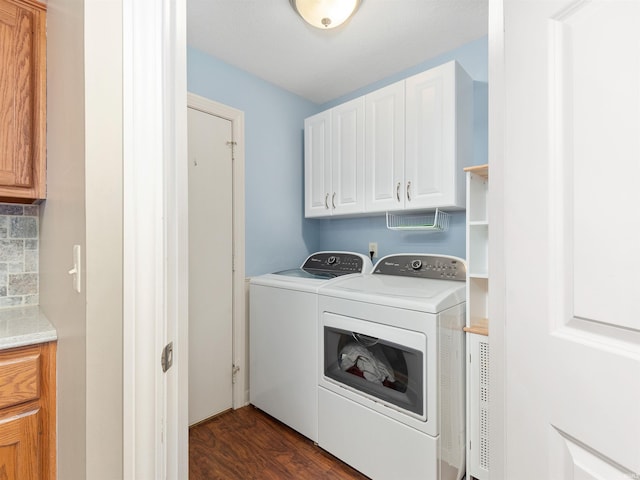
479 340 490 470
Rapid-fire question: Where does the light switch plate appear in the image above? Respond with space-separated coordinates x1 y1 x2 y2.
68 244 81 293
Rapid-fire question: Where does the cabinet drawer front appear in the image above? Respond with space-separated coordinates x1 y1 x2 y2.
0 347 40 409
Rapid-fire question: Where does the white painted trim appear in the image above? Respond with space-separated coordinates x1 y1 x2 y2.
123 0 164 476
186 92 248 409
166 1 189 478
123 0 188 479
488 0 506 477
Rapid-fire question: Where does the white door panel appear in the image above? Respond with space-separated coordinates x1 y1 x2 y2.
406 62 471 210
502 0 640 478
365 81 405 212
332 98 365 214
304 111 331 217
187 107 233 425
561 2 640 330
551 428 638 480
406 71 446 201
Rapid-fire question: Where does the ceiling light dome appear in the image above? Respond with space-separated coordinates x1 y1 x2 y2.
290 0 362 29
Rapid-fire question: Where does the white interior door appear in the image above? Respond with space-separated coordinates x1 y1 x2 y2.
500 1 640 478
187 107 234 425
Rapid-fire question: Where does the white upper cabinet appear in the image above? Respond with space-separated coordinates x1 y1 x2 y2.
365 80 405 212
304 60 473 218
331 98 365 215
304 110 331 217
405 61 473 210
304 98 365 218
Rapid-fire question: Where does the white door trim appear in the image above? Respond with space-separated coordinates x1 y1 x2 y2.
123 0 188 478
187 92 247 408
487 0 506 477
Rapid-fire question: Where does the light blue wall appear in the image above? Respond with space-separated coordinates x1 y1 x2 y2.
188 48 321 276
314 37 488 261
187 36 487 274
320 37 488 109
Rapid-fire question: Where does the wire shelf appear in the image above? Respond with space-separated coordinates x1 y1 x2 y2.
386 209 450 232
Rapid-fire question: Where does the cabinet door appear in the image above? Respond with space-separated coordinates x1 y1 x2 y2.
304 110 331 217
466 333 490 480
0 0 46 200
365 81 405 212
0 405 39 480
331 97 364 215
406 62 471 210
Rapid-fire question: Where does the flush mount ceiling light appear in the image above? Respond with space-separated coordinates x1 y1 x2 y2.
290 0 362 29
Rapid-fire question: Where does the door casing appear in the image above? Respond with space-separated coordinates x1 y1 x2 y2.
187 93 247 409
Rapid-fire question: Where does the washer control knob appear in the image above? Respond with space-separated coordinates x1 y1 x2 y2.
327 256 337 265
411 259 422 270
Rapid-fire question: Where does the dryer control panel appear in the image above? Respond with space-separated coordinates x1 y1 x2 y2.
302 252 371 277
373 254 466 281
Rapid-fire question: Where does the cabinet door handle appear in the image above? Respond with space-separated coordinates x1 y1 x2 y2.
325 193 329 209
396 182 401 202
332 192 336 209
407 181 412 202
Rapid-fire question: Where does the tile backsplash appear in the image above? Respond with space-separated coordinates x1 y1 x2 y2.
0 204 39 307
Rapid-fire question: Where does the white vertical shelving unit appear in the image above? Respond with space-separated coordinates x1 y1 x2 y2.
464 164 490 480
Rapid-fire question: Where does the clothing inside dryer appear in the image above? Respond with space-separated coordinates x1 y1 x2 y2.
323 325 424 416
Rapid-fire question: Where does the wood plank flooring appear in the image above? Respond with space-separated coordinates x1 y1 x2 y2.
189 406 369 480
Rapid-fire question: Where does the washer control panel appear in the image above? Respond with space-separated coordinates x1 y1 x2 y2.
373 254 466 281
302 252 369 276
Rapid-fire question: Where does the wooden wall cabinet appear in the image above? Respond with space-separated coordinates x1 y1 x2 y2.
0 342 56 480
0 0 47 202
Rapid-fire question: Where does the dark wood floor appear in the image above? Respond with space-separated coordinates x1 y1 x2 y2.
189 406 369 480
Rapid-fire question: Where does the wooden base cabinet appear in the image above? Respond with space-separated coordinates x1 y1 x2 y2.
0 342 56 480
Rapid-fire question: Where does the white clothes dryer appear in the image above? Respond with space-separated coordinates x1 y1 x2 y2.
249 251 372 442
317 254 466 480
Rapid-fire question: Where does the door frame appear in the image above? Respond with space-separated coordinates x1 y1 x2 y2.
187 92 247 409
122 0 188 478
487 0 506 477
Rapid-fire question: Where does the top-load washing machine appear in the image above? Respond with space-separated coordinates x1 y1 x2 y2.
249 251 373 442
317 254 466 480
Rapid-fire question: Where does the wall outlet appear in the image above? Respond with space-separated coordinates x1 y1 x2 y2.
368 242 378 259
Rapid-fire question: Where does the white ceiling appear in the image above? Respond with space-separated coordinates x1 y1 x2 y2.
187 0 488 105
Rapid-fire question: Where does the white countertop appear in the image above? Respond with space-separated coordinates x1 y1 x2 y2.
0 306 57 350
